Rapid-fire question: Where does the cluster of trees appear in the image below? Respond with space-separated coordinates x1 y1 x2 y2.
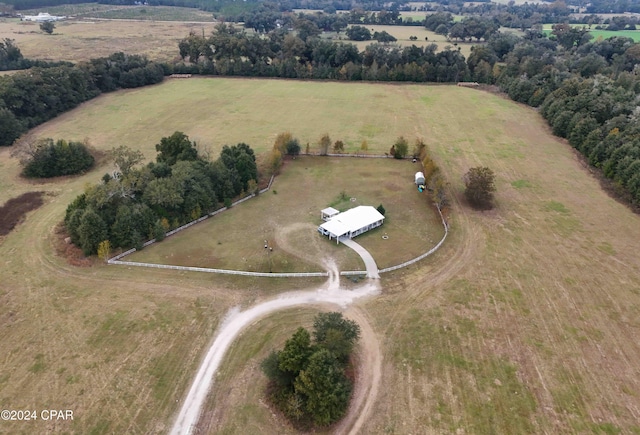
64 132 258 255
1 0 88 9
40 21 55 34
415 138 449 208
581 0 640 14
12 137 94 178
175 24 468 82
424 13 499 42
261 312 360 427
0 51 165 146
265 131 301 175
0 38 70 71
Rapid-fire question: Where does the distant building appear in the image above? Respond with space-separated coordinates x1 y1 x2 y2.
21 12 65 22
318 206 385 244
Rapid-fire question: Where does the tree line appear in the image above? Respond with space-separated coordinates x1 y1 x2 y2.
174 23 468 82
64 132 258 255
0 50 165 146
0 38 70 71
482 30 640 205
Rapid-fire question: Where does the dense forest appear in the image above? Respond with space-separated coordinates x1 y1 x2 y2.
64 132 258 255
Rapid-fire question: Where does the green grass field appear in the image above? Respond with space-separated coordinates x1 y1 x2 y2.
0 19 218 63
1 78 640 434
542 24 640 42
29 78 507 163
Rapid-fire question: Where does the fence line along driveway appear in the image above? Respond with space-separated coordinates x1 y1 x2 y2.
109 260 328 278
379 205 448 274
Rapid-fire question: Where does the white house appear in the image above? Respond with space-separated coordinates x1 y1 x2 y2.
21 12 65 22
318 206 385 244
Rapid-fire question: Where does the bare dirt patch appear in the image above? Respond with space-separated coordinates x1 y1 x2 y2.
53 223 93 267
0 191 44 236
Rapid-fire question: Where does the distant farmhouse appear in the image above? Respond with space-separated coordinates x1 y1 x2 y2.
318 206 385 244
21 12 65 22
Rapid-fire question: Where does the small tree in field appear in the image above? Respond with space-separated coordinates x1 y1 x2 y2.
286 139 301 156
393 136 409 159
333 140 344 153
40 21 55 34
97 240 111 262
464 166 496 209
318 134 331 156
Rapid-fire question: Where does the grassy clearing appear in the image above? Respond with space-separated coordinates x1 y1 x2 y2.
29 78 490 161
1 78 640 434
0 19 217 62
129 156 444 272
342 24 475 58
542 24 640 42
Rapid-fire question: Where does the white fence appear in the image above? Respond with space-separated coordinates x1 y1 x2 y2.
108 175 275 264
109 260 328 278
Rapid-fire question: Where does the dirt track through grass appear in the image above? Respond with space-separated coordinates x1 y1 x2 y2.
1 80 639 434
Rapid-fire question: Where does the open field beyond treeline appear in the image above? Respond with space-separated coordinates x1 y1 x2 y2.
0 16 477 63
0 78 640 434
0 18 218 63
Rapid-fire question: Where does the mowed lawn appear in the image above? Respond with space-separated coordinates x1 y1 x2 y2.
0 79 639 434
128 156 445 273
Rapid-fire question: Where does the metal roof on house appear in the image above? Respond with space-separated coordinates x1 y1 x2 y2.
319 206 384 237
321 207 340 216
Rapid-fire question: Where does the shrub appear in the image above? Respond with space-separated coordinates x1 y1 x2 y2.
393 136 409 159
464 166 496 209
22 138 94 178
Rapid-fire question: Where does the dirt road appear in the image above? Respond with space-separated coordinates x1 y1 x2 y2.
170 262 381 435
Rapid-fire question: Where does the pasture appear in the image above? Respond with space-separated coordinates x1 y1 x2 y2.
341 24 476 58
542 24 640 42
0 78 639 434
0 18 217 62
128 156 445 272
